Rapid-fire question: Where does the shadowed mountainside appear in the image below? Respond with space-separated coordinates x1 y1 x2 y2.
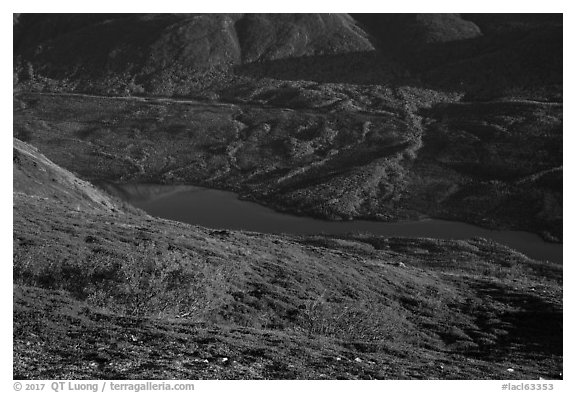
14 13 373 95
353 13 562 99
14 13 561 100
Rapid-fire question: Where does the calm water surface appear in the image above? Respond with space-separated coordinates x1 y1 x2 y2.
102 183 562 264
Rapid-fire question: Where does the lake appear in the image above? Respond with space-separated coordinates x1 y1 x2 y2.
101 183 562 264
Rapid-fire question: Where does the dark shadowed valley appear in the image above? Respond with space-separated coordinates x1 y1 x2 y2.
13 13 562 380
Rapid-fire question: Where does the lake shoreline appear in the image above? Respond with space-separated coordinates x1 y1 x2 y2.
99 182 563 264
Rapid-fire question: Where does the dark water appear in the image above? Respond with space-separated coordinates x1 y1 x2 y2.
102 183 562 264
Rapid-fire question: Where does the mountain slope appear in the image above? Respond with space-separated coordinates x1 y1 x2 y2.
354 13 562 99
14 13 373 95
13 137 118 211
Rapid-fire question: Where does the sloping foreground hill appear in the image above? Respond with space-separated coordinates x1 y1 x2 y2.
13 137 118 211
14 138 562 379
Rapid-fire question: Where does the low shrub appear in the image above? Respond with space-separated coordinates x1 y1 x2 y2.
14 242 232 319
299 291 410 342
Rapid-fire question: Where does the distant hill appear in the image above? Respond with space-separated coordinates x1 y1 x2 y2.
354 13 562 99
14 13 562 100
14 13 373 95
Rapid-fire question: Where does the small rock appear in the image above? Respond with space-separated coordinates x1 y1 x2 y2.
221 357 228 363
507 368 514 373
354 357 362 363
336 357 341 361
